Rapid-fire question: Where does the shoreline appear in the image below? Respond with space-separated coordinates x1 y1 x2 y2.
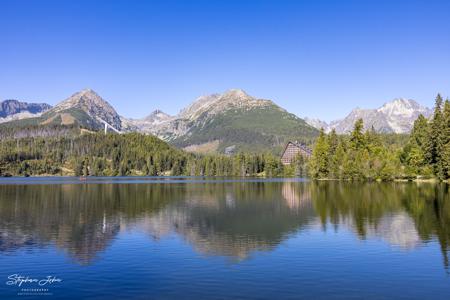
1 174 448 183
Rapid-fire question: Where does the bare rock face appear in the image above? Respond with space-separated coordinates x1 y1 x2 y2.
303 117 328 131
178 93 221 121
329 108 393 133
0 100 51 123
376 98 432 133
305 98 432 134
121 109 175 134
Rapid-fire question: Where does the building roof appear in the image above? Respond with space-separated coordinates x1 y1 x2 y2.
283 141 312 156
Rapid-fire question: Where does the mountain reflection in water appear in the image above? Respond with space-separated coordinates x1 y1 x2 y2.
0 181 449 268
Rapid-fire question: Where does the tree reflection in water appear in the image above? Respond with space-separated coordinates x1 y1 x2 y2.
0 181 448 268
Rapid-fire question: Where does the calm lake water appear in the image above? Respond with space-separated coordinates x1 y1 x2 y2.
0 177 449 299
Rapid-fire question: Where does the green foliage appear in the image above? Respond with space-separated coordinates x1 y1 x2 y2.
308 94 450 181
401 114 430 176
442 100 450 178
425 94 445 178
402 95 450 180
0 132 289 177
172 105 318 153
309 119 402 180
309 129 329 179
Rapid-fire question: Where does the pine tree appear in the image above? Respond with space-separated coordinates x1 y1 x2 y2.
326 129 339 178
332 138 346 179
402 114 429 176
328 129 338 155
442 99 450 179
426 94 444 178
309 128 330 179
350 119 366 150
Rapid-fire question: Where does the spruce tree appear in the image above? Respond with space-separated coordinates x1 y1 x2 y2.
327 129 339 178
426 94 444 178
350 119 366 150
309 128 330 179
442 99 450 179
400 114 429 176
331 137 346 179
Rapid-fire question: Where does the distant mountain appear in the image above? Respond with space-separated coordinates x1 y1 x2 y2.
1 89 123 131
6 89 432 153
43 89 122 130
121 109 174 133
305 98 432 134
303 117 328 131
1 88 317 153
140 89 318 153
0 100 51 123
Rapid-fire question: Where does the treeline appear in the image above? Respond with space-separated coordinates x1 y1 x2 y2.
0 132 295 177
309 94 450 181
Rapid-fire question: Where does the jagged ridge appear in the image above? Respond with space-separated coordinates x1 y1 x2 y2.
305 98 432 134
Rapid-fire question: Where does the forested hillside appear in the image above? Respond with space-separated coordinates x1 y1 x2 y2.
0 132 292 177
172 103 318 153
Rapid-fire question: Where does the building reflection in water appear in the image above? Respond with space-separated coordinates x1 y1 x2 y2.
140 182 315 260
0 181 448 267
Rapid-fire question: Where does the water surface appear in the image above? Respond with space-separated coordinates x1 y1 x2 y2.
0 178 449 299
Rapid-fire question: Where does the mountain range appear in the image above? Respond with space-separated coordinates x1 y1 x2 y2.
0 100 51 123
0 89 433 153
121 89 318 152
304 98 432 134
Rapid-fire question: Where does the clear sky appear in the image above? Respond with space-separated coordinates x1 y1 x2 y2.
1 0 449 121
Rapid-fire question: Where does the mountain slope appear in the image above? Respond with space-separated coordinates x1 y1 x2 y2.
0 100 51 123
144 89 318 153
43 89 122 130
1 89 122 131
305 98 432 134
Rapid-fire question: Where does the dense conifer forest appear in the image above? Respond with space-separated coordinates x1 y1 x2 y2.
0 132 290 177
309 94 450 181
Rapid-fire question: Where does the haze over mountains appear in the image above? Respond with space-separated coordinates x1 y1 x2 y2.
0 89 433 152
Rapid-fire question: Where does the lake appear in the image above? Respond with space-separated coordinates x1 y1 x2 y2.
0 178 449 299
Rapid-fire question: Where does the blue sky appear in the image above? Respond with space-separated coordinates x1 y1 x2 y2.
1 0 449 121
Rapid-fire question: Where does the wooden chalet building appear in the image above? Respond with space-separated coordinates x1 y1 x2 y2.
280 141 312 165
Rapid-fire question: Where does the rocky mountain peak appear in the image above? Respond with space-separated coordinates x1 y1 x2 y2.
51 88 122 130
55 89 113 111
150 109 164 115
0 99 52 121
178 93 221 120
377 98 427 117
305 97 433 134
143 110 172 123
221 89 250 99
79 88 96 95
